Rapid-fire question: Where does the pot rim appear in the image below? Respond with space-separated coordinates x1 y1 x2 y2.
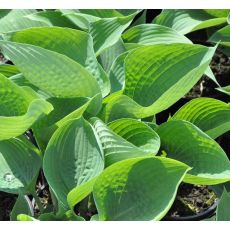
163 199 219 221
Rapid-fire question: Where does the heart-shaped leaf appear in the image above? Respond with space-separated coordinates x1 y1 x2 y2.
172 97 230 139
0 9 46 33
100 43 215 122
157 120 230 185
90 117 150 166
122 24 192 45
0 137 41 194
5 27 110 97
43 117 104 209
93 156 190 220
0 40 101 98
153 10 228 35
0 73 53 140
108 118 160 154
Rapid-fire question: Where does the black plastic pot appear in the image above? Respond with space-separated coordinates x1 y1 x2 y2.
163 200 219 221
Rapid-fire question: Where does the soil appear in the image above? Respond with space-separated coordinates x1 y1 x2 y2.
164 183 217 220
0 192 17 221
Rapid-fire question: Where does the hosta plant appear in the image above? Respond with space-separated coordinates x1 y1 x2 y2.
0 9 230 221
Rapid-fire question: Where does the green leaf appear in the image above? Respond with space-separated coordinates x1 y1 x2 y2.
204 10 230 18
0 64 19 77
93 156 190 220
38 210 85 221
109 52 128 93
90 117 150 166
90 214 99 221
25 11 79 28
43 117 104 209
33 94 102 152
209 25 230 56
157 120 230 185
90 13 136 55
61 10 138 55
9 74 48 99
0 73 35 117
10 195 33 221
61 11 100 31
5 27 110 97
122 25 218 86
216 85 230 96
67 177 97 210
0 40 101 98
100 43 215 122
153 9 228 35
17 214 37 221
216 188 230 221
0 9 46 33
79 9 124 18
0 74 53 140
123 44 214 107
64 210 85 221
0 137 41 194
122 24 192 45
99 38 126 73
172 97 230 139
108 118 160 154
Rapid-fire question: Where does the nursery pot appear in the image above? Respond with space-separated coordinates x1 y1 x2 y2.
163 200 218 221
163 183 218 221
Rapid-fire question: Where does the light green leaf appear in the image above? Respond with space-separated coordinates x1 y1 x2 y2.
90 117 150 166
108 118 160 154
5 27 110 97
209 25 230 56
61 10 137 55
0 137 42 194
216 85 230 96
9 74 44 97
100 43 216 122
172 97 230 139
33 94 102 152
67 177 97 210
124 44 215 107
90 214 99 221
90 13 136 55
64 210 85 221
78 9 124 18
38 210 85 221
26 11 79 28
43 117 104 209
157 120 230 185
109 52 128 93
128 10 147 27
10 195 33 221
0 9 46 33
61 11 100 31
0 40 101 98
17 214 37 221
122 24 192 45
216 188 230 221
99 38 126 73
0 64 19 77
122 25 218 86
204 10 230 18
153 9 228 35
0 74 53 140
93 156 190 220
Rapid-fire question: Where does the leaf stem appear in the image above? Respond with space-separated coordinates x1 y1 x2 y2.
32 190 44 213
